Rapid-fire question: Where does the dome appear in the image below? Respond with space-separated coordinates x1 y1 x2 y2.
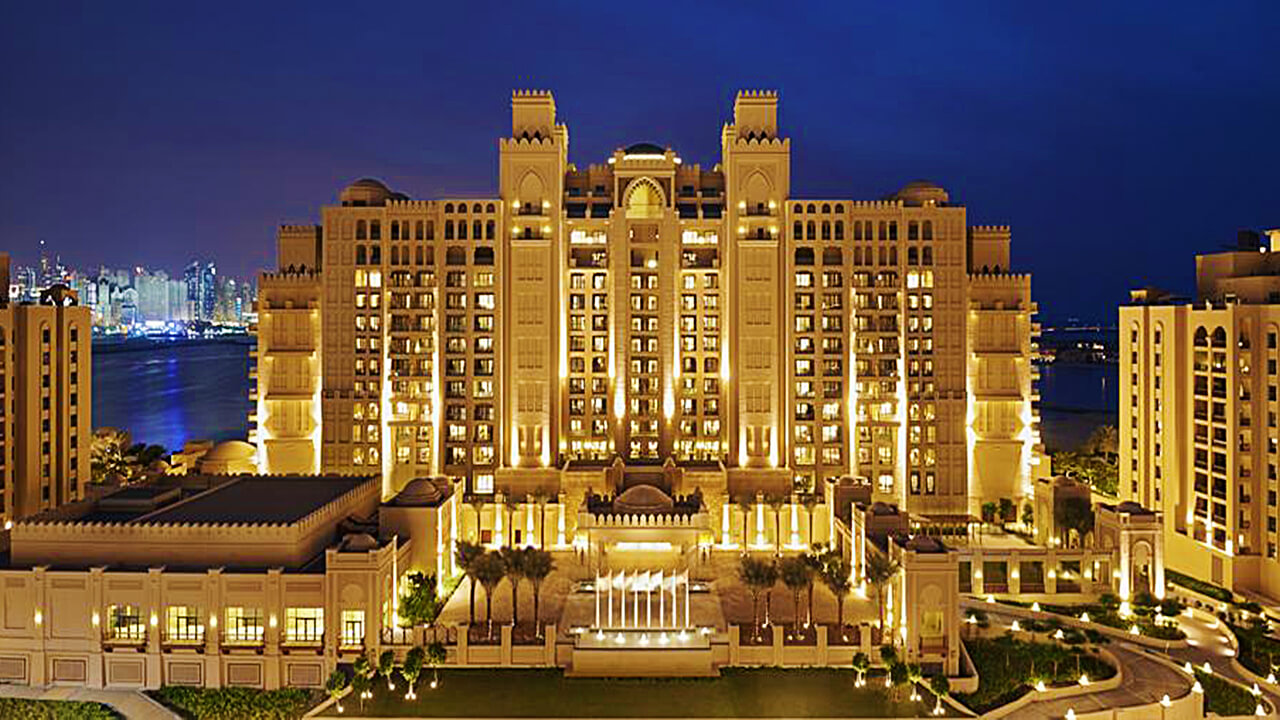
894 179 950 206
340 177 393 206
339 533 379 552
613 484 674 514
202 440 256 462
390 478 445 507
623 142 666 156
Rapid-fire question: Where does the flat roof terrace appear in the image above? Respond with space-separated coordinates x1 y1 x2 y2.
10 475 381 570
135 476 368 525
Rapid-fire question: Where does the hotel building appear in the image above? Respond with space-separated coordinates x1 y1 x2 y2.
0 252 92 524
1122 228 1280 598
252 90 1045 549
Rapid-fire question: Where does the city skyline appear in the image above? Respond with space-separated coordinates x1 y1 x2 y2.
2 3 1277 325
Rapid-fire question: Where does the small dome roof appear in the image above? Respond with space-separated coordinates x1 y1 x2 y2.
894 179 950 206
340 533 379 552
390 478 445 507
148 459 171 472
614 484 674 514
202 440 256 462
624 142 666 156
340 177 393 206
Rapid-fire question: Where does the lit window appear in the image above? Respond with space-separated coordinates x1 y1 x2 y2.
475 474 494 494
106 604 145 642
285 607 324 644
224 607 264 644
341 610 366 647
166 605 204 643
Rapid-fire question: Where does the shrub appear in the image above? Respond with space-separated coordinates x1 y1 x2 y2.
1195 670 1259 716
149 686 317 720
0 698 119 719
1166 569 1233 603
957 636 1115 714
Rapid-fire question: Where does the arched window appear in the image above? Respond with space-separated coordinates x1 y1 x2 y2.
834 221 844 240
415 246 424 264
370 220 381 240
907 247 918 265
486 202 496 213
394 221 403 240
922 247 933 265
878 221 887 241
821 221 831 240
854 222 863 241
908 221 918 241
807 203 816 214
834 204 843 214
444 220 454 240
486 220 495 240
356 220 367 240
390 246 399 265
1211 327 1227 348
415 221 424 240
853 247 862 265
356 245 367 265
472 220 482 239
370 246 381 264
806 221 816 240
472 203 482 213
1194 327 1208 347
822 203 831 213
922 220 933 240
458 221 467 240
793 203 803 214
888 222 897 241
794 220 803 240
444 203 454 213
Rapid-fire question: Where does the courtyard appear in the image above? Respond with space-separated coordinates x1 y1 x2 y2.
322 668 955 717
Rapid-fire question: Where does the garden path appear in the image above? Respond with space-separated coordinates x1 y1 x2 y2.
0 683 179 719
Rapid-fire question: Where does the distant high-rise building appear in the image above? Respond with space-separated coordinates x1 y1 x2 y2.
0 252 92 523
185 261 217 322
1122 228 1280 597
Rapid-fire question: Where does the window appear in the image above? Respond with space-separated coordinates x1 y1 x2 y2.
166 605 204 643
341 609 366 647
106 604 145 642
224 607 264 644
285 607 324 644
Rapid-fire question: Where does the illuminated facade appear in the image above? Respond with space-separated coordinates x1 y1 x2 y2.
252 90 1044 536
0 253 91 524
1122 229 1280 597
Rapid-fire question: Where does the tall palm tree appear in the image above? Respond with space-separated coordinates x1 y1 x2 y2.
503 496 520 547
767 495 786 552
802 494 820 547
736 497 753 547
801 550 824 627
531 490 551 548
738 555 778 640
454 540 485 627
472 551 506 639
468 497 487 543
499 546 528 629
821 555 853 630
778 555 813 634
865 552 901 640
524 548 556 638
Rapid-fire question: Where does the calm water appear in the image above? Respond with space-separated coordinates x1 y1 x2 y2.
91 341 1118 454
92 340 252 451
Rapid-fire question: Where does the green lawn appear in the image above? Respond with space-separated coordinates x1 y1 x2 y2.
148 686 321 719
324 668 957 717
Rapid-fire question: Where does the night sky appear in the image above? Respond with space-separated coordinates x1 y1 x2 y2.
2 2 1277 324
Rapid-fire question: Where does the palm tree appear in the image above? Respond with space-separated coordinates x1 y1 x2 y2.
865 552 901 640
802 494 820 547
738 555 778 640
500 546 528 629
531 490 550 548
325 669 349 713
524 548 556 638
801 550 824 627
400 646 424 700
779 555 813 634
821 555 854 630
503 495 520 546
467 497 487 542
473 551 506 639
851 651 869 687
768 495 786 552
454 540 485 627
736 497 753 547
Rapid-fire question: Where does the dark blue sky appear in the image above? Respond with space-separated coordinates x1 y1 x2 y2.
2 1 1277 323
